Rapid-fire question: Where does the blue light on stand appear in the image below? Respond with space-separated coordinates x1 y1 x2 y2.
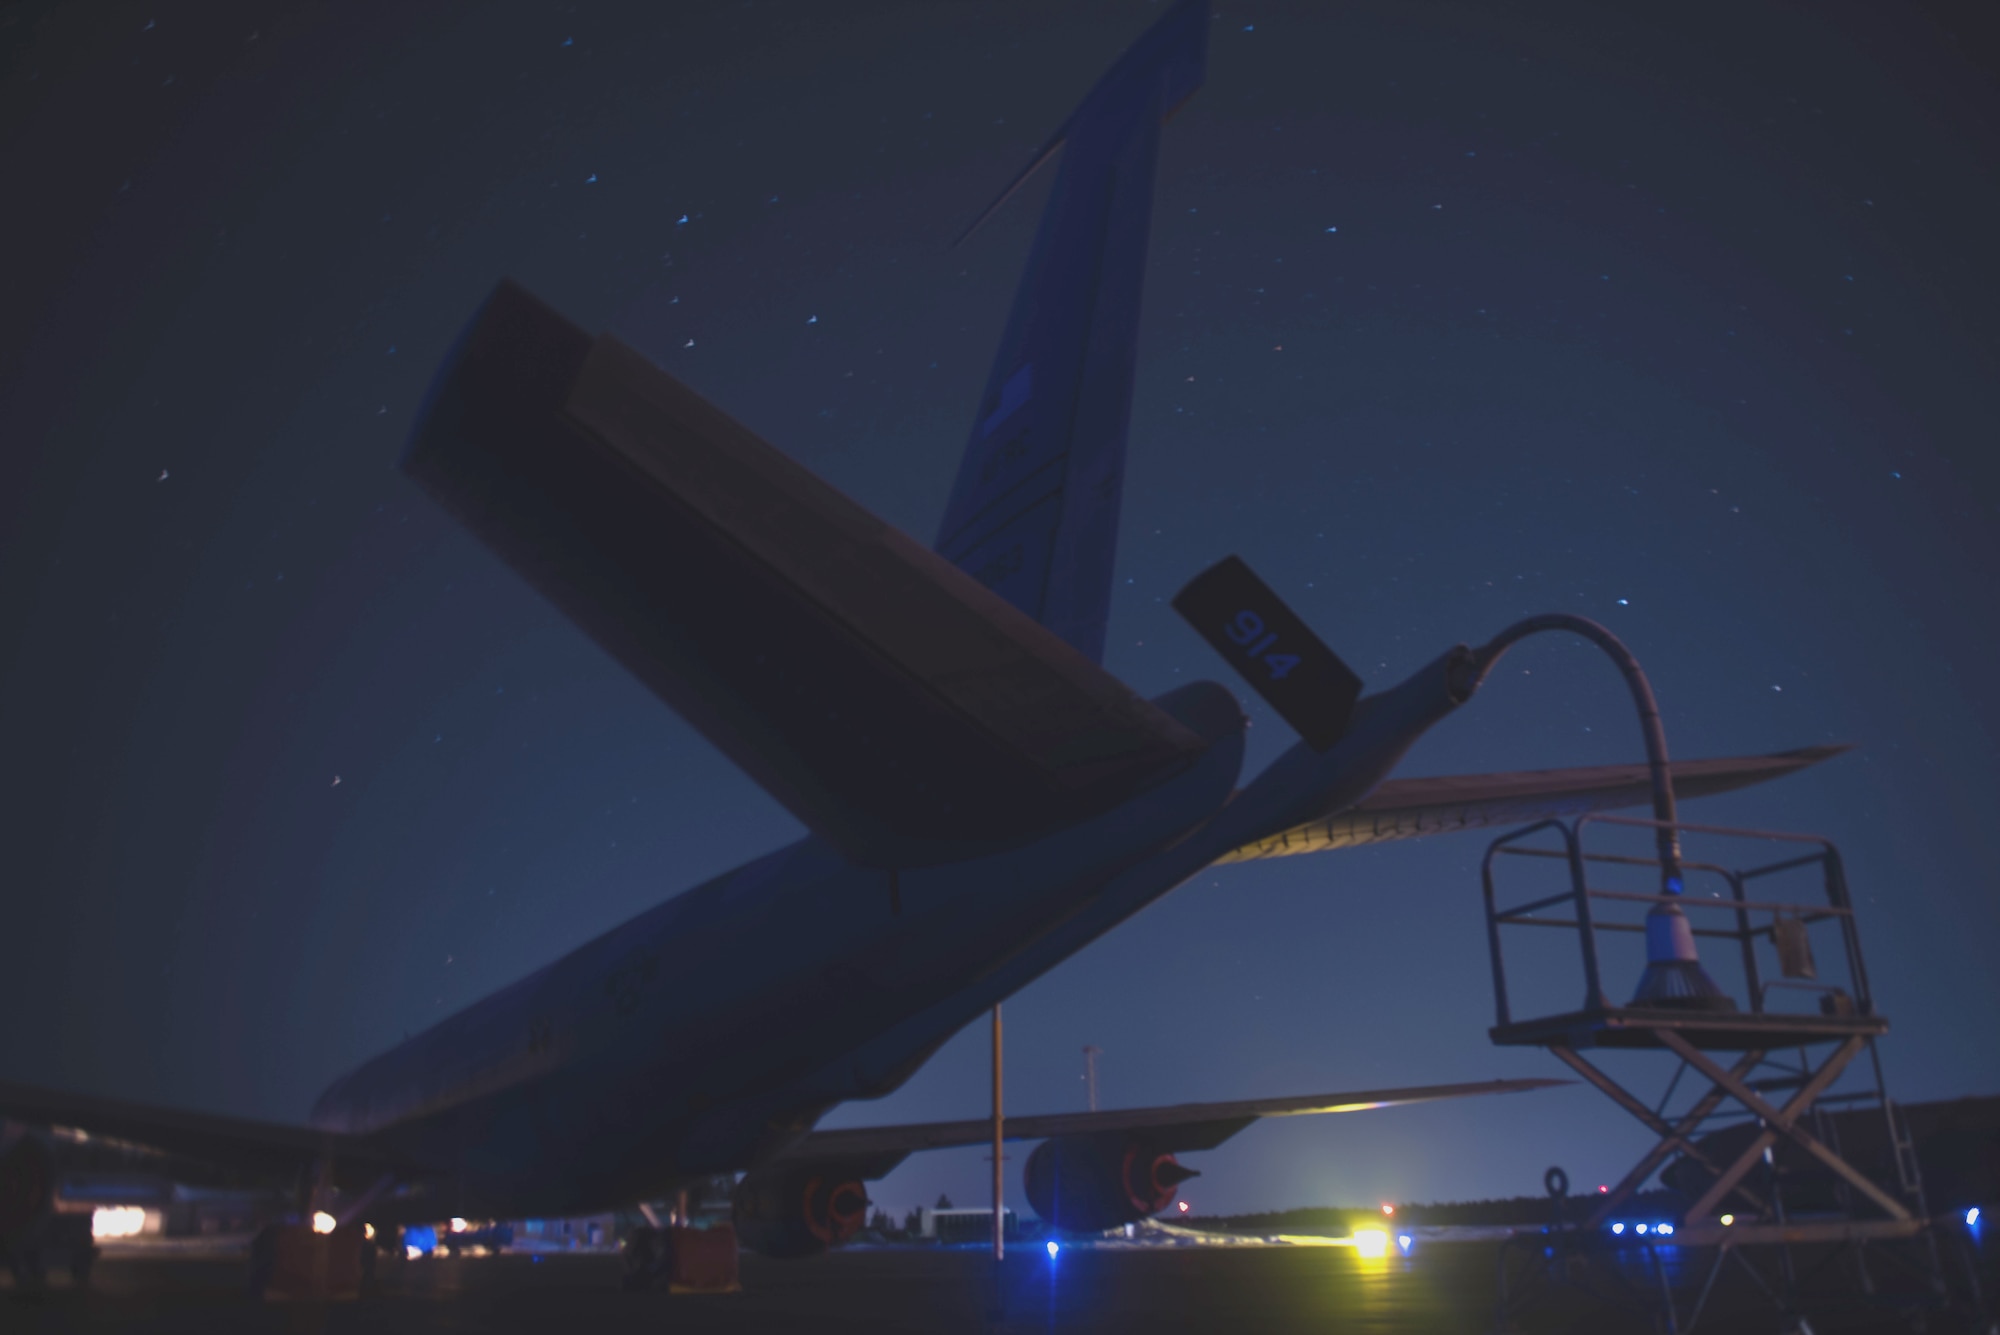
1657 1223 1674 1237
1611 1223 1625 1236
1635 1223 1649 1235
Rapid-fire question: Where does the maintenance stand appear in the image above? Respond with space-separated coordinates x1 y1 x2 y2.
1482 812 1989 1333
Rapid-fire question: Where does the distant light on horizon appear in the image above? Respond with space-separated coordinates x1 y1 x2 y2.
311 1211 336 1234
92 1206 146 1240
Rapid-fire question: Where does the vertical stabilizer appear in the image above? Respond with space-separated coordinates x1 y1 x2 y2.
935 0 1208 665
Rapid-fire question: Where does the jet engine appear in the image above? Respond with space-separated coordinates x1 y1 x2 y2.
1023 1133 1198 1233
731 1168 870 1258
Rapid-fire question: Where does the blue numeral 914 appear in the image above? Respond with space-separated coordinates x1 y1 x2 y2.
1224 611 1301 681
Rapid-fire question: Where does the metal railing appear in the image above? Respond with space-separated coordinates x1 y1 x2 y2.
1481 814 1871 1028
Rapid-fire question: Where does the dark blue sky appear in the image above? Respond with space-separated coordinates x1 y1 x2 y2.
2 0 1995 1219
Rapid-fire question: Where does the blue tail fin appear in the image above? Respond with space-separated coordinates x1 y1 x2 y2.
934 0 1208 665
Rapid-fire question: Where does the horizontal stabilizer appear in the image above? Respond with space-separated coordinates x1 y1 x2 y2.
784 1077 1564 1178
1173 556 1363 751
1219 744 1850 863
405 281 1206 868
0 1078 405 1181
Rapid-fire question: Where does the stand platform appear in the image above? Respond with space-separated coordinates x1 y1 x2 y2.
1491 1004 1887 1052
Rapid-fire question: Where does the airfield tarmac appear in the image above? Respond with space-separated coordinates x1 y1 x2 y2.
2 1237 1983 1335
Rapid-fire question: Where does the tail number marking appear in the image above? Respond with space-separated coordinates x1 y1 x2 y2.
1224 610 1303 681
1172 555 1364 752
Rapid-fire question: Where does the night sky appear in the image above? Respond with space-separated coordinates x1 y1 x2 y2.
3 1 1996 1222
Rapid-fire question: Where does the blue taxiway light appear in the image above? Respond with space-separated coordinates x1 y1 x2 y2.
1611 1223 1625 1235
1969 1208 1981 1227
1046 1240 1060 1259
1396 1234 1413 1254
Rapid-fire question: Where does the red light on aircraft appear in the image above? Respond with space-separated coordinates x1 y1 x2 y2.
1177 1202 1189 1214
1381 1204 1395 1216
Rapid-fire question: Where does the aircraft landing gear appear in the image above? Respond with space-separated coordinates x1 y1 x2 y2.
621 1225 674 1291
2 1215 97 1295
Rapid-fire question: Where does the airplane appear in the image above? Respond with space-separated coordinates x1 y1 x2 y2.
0 0 1843 1287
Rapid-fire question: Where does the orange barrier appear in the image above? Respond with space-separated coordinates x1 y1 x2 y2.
666 1223 740 1295
260 1223 365 1300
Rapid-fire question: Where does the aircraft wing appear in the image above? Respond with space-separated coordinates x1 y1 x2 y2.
779 1077 1565 1178
0 1078 414 1182
404 282 1207 871
1217 745 1849 864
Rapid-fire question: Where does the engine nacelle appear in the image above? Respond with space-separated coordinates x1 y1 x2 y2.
731 1168 869 1258
1023 1134 1197 1233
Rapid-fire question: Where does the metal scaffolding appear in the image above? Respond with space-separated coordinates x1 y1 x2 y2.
1480 813 1987 1333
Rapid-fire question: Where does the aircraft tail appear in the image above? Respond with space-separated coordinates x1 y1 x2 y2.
934 0 1208 664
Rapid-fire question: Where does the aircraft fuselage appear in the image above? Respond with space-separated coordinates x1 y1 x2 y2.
309 647 1471 1223
310 685 1246 1220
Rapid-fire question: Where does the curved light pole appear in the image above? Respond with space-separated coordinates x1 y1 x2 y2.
1467 614 1733 1011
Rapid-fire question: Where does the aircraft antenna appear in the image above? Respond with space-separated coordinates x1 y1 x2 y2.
991 1005 1005 1262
